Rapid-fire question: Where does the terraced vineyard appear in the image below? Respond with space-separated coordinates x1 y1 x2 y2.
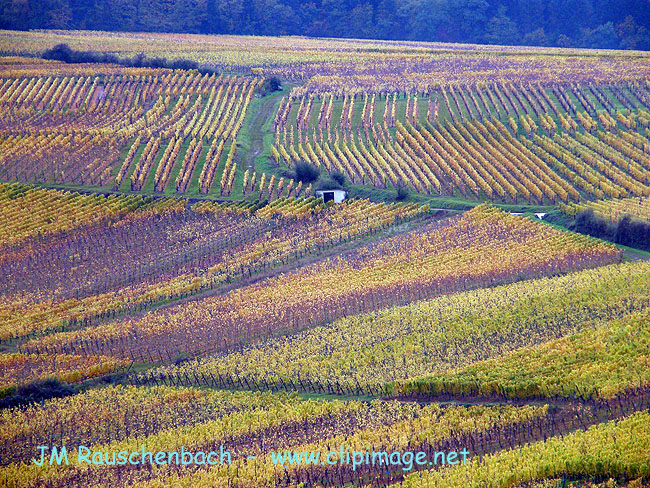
2 35 650 207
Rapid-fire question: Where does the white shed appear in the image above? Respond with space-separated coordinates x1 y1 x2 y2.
316 189 347 203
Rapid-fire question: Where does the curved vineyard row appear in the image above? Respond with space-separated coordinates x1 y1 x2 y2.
19 206 618 361
147 260 649 398
0 191 426 341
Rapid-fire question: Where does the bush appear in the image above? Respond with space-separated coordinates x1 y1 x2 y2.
260 76 282 96
317 177 342 191
572 209 613 238
293 161 320 184
172 351 191 365
0 378 75 409
330 170 346 186
396 186 410 201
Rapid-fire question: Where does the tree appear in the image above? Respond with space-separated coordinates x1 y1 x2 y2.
1 0 31 30
321 0 347 37
557 34 575 47
47 1 72 28
3 0 650 51
350 3 376 39
252 0 297 35
401 0 450 41
616 15 650 50
375 0 402 40
523 28 549 47
449 0 489 42
217 0 246 34
483 6 520 45
579 22 620 49
571 209 613 239
317 177 344 190
203 0 222 33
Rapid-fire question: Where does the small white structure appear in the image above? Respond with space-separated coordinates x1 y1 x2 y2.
316 189 347 203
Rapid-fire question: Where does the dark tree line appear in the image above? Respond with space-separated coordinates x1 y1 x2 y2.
41 43 218 73
1 0 649 50
571 209 650 252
